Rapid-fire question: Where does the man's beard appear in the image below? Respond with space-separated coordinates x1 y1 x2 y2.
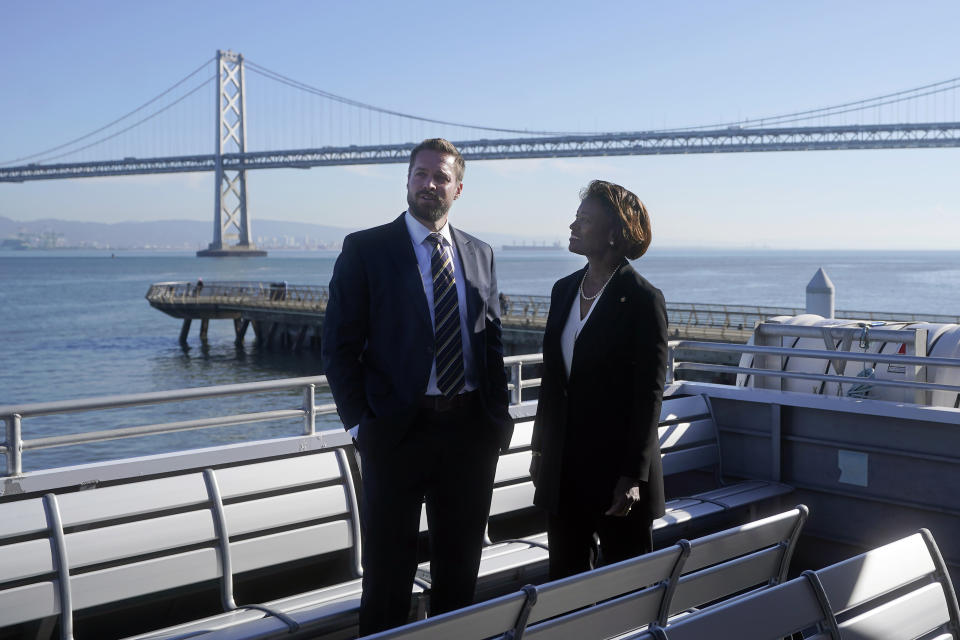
407 190 451 223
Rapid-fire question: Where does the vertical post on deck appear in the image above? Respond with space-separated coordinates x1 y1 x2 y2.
666 343 676 384
510 362 523 405
912 328 929 405
770 404 781 482
303 384 316 435
5 414 22 476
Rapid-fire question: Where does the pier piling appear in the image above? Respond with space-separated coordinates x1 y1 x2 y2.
234 319 249 345
179 319 192 345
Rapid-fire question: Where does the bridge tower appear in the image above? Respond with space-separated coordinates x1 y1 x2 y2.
197 50 266 257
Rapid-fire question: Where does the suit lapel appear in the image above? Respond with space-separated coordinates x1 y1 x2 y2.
570 261 629 380
384 213 432 330
450 226 483 330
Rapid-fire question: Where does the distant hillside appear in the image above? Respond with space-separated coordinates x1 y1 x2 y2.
0 216 556 251
0 216 354 249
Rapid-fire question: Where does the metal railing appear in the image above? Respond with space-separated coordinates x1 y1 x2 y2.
1 354 544 478
146 281 330 312
147 281 960 334
7 327 960 477
668 302 799 331
499 295 551 326
667 334 960 406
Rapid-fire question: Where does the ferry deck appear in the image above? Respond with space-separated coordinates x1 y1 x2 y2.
3 320 960 639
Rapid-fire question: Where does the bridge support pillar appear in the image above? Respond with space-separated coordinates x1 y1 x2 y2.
198 50 266 258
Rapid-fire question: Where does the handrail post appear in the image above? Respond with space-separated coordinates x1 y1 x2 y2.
666 343 676 384
770 404 781 482
303 384 316 435
5 414 22 476
912 328 929 406
510 362 523 405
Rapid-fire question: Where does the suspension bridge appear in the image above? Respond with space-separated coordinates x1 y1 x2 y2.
3 50 959 255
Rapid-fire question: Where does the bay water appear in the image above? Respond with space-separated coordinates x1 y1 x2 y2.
2 247 958 472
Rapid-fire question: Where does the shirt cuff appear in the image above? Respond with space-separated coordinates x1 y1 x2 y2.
348 425 359 440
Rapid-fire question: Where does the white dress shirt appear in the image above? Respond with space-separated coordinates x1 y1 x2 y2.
560 286 601 378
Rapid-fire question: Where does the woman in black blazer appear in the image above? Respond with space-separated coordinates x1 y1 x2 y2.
530 180 668 580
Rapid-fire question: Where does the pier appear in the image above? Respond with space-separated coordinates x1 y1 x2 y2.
148 280 960 357
147 281 774 353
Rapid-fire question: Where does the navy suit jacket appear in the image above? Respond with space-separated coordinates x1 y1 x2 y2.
322 214 513 450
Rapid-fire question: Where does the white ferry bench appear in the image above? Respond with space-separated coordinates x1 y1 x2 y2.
625 569 837 640
122 394 798 640
0 447 411 640
623 527 960 640
813 528 960 640
361 505 808 640
0 393 794 640
442 393 796 598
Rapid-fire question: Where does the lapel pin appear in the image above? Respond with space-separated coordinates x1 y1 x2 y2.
620 296 626 303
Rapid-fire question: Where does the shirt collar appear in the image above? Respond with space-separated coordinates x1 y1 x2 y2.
405 210 453 247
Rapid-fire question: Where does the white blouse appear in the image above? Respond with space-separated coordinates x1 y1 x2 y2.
560 290 602 378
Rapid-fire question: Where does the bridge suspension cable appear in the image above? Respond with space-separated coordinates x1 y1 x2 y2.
244 58 960 137
36 75 215 164
0 56 216 166
662 75 960 132
244 59 580 137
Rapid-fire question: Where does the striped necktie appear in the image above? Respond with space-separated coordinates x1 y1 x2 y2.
427 232 465 397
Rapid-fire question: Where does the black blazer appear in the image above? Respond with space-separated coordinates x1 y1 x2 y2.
321 214 513 451
532 261 668 519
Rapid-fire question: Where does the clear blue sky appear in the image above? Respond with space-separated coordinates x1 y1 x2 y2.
1 0 959 249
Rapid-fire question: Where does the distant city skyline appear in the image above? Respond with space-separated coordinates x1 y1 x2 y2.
2 1 960 249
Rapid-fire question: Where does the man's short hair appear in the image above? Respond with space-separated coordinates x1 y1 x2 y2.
408 138 465 182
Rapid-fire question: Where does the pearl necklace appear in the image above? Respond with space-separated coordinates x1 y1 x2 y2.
579 265 618 301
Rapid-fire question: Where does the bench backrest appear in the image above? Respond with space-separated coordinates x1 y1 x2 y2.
0 495 65 628
364 589 534 640
816 528 960 640
628 571 837 640
215 449 360 579
0 447 360 638
625 528 960 640
520 546 685 640
370 506 807 640
484 396 722 531
657 395 721 477
665 503 806 620
522 505 806 639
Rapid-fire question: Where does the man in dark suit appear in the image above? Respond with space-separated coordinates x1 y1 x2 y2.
321 138 513 635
